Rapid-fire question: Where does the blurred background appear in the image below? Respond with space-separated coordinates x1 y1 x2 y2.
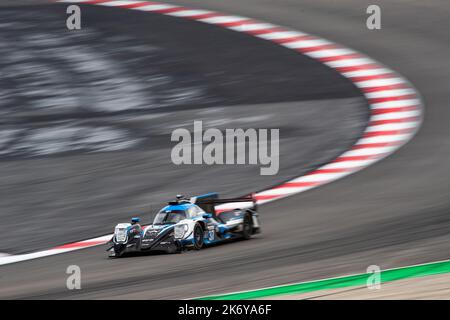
1 0 449 300
0 1 366 253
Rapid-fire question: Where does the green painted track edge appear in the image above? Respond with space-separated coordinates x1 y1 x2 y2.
196 259 450 300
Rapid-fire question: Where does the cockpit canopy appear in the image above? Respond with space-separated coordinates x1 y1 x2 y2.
153 204 205 225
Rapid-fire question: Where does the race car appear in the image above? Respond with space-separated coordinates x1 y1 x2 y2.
107 193 261 257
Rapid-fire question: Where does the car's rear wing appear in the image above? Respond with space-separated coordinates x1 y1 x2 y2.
191 192 257 216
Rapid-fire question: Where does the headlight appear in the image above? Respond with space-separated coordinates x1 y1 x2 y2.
115 227 127 242
174 224 188 239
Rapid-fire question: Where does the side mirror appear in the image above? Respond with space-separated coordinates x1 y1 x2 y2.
202 213 212 219
131 217 140 224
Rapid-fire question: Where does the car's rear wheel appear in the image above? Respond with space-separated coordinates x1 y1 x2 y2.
193 224 204 250
242 213 253 240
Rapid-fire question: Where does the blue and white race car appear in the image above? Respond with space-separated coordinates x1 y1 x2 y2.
107 193 261 257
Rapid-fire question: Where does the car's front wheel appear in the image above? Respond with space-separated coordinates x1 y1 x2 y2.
110 244 125 258
193 224 204 250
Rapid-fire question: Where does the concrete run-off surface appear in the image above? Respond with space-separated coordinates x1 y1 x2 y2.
266 273 450 300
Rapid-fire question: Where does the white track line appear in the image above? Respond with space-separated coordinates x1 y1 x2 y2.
0 0 423 266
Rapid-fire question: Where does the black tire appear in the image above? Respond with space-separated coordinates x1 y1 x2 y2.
112 244 125 258
173 240 184 254
242 213 253 240
193 223 204 250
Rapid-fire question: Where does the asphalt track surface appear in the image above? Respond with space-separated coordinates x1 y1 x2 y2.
1 0 449 299
0 3 365 254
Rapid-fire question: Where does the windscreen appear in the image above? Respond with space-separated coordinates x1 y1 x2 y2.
153 210 186 225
